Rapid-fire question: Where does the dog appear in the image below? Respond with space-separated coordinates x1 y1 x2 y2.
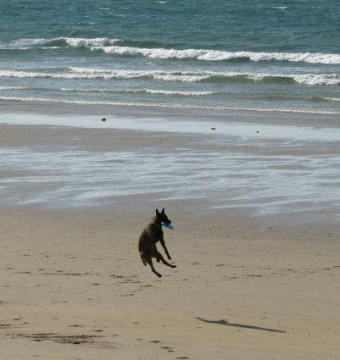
138 208 176 277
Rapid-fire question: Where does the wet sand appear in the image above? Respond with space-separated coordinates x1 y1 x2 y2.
0 118 340 359
1 115 340 222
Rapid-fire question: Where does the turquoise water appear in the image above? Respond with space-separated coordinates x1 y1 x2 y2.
0 0 339 117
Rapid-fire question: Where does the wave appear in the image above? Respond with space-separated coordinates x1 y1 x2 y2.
1 37 120 49
0 68 339 86
0 96 338 115
101 46 340 64
5 85 339 104
2 37 340 64
272 6 289 10
310 96 340 103
60 87 214 96
0 84 212 96
0 86 30 90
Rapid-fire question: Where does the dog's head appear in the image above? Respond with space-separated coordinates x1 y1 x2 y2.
156 208 171 226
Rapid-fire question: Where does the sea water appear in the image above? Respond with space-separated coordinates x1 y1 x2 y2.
0 0 339 118
0 1 340 221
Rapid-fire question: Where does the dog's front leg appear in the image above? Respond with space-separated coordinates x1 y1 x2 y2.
160 239 171 260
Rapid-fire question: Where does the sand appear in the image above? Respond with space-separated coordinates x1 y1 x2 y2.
1 121 340 359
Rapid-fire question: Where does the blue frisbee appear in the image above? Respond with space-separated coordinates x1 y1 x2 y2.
162 222 174 230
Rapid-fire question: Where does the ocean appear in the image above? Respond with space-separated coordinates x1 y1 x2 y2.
0 0 340 221
0 0 339 117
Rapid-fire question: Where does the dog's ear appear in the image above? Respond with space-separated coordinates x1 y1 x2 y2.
156 209 160 216
161 208 165 214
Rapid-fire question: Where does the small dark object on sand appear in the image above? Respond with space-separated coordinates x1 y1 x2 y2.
101 118 106 122
211 127 216 130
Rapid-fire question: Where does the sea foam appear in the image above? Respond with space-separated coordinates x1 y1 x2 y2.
99 46 340 64
0 68 338 86
3 37 340 65
0 96 338 115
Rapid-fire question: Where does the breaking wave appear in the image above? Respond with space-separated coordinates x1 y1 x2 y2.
0 68 338 86
59 88 215 96
0 96 338 115
310 96 340 103
1 37 339 64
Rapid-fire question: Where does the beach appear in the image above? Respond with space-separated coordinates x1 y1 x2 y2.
1 1 339 357
1 113 340 359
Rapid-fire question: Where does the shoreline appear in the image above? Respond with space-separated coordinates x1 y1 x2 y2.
0 111 340 225
2 111 340 140
1 100 339 128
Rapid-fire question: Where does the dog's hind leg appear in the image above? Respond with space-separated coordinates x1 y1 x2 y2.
156 251 177 269
140 252 147 266
143 252 162 277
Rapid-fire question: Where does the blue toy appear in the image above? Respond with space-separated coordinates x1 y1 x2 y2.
162 222 174 230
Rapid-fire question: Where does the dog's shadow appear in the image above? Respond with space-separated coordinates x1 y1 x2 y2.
196 317 285 333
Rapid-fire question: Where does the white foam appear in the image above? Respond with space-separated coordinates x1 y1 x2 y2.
4 37 339 64
0 96 339 116
293 74 340 86
143 89 214 96
12 38 48 47
152 73 210 82
325 97 340 102
1 67 338 86
58 87 214 96
101 46 340 64
0 86 29 90
60 37 120 47
6 37 120 49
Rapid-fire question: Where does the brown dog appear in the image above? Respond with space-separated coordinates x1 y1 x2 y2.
138 208 176 277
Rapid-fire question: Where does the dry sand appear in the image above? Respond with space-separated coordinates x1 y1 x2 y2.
0 122 340 359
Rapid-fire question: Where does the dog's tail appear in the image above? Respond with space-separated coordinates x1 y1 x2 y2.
140 252 147 266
